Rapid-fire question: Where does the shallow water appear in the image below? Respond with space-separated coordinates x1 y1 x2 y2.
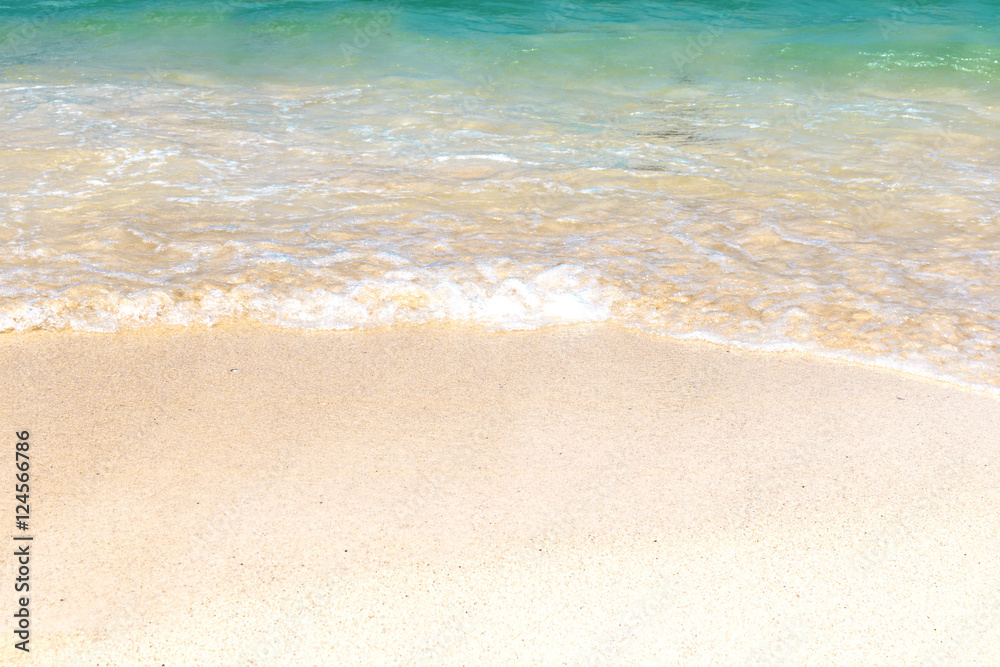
1 0 999 391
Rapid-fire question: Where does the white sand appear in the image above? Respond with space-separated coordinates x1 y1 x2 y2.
1 325 998 665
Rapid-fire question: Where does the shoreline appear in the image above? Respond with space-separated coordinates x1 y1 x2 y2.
2 324 998 664
5 319 998 399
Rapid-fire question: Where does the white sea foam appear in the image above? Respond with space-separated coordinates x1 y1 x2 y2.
1 76 998 393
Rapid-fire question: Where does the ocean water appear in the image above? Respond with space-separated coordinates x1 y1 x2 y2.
1 0 999 390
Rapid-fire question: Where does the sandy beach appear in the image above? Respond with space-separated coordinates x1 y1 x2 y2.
1 325 998 665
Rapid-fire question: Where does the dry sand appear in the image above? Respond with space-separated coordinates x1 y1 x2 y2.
1 325 998 665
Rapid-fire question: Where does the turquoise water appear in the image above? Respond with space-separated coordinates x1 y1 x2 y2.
2 1 998 85
1 1 999 391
